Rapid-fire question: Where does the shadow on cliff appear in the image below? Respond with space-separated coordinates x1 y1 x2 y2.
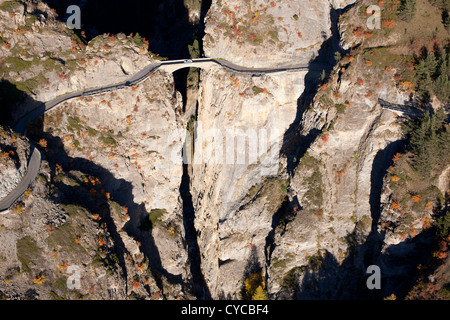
275 137 440 300
280 223 438 300
0 80 28 127
281 155 443 301
363 140 407 267
281 4 355 176
179 162 211 299
6 86 187 296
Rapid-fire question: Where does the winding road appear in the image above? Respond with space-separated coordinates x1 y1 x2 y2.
0 58 310 212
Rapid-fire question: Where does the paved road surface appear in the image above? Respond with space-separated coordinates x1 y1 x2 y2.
0 146 41 211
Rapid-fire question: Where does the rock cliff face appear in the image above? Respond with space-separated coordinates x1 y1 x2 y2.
0 128 30 200
192 0 449 299
204 0 334 67
0 0 185 299
193 0 375 298
0 0 449 300
191 65 306 297
0 0 151 121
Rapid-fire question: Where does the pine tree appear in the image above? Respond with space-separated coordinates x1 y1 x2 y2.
434 73 450 104
405 109 449 176
424 51 438 76
399 0 417 22
252 285 267 300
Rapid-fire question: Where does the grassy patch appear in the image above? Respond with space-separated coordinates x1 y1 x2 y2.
252 86 264 95
87 127 99 137
335 104 347 114
61 204 88 218
46 220 86 256
297 153 323 208
140 208 167 230
148 208 167 225
16 236 42 273
66 116 82 133
357 215 372 232
304 171 324 208
4 56 35 73
0 0 22 12
99 135 117 147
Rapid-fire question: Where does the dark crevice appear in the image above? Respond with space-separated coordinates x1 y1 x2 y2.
369 140 406 236
179 161 211 299
281 4 355 176
218 258 233 267
264 198 291 266
39 0 213 298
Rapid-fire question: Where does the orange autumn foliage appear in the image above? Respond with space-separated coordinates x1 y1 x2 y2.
391 201 400 210
420 217 432 230
411 194 421 203
353 27 364 36
392 152 401 164
382 19 395 29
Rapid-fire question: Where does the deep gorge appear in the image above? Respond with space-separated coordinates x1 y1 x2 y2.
41 0 212 298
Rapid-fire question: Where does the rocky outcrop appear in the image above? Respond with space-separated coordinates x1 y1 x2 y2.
203 0 356 68
0 127 30 201
0 0 152 121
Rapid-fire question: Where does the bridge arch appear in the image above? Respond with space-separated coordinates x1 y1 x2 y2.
159 61 217 73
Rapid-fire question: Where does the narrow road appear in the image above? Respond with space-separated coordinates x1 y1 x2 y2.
0 146 41 211
0 58 311 212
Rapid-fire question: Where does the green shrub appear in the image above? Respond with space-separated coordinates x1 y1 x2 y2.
132 33 144 47
67 116 82 133
252 86 264 95
335 104 347 114
99 135 117 147
281 267 303 291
